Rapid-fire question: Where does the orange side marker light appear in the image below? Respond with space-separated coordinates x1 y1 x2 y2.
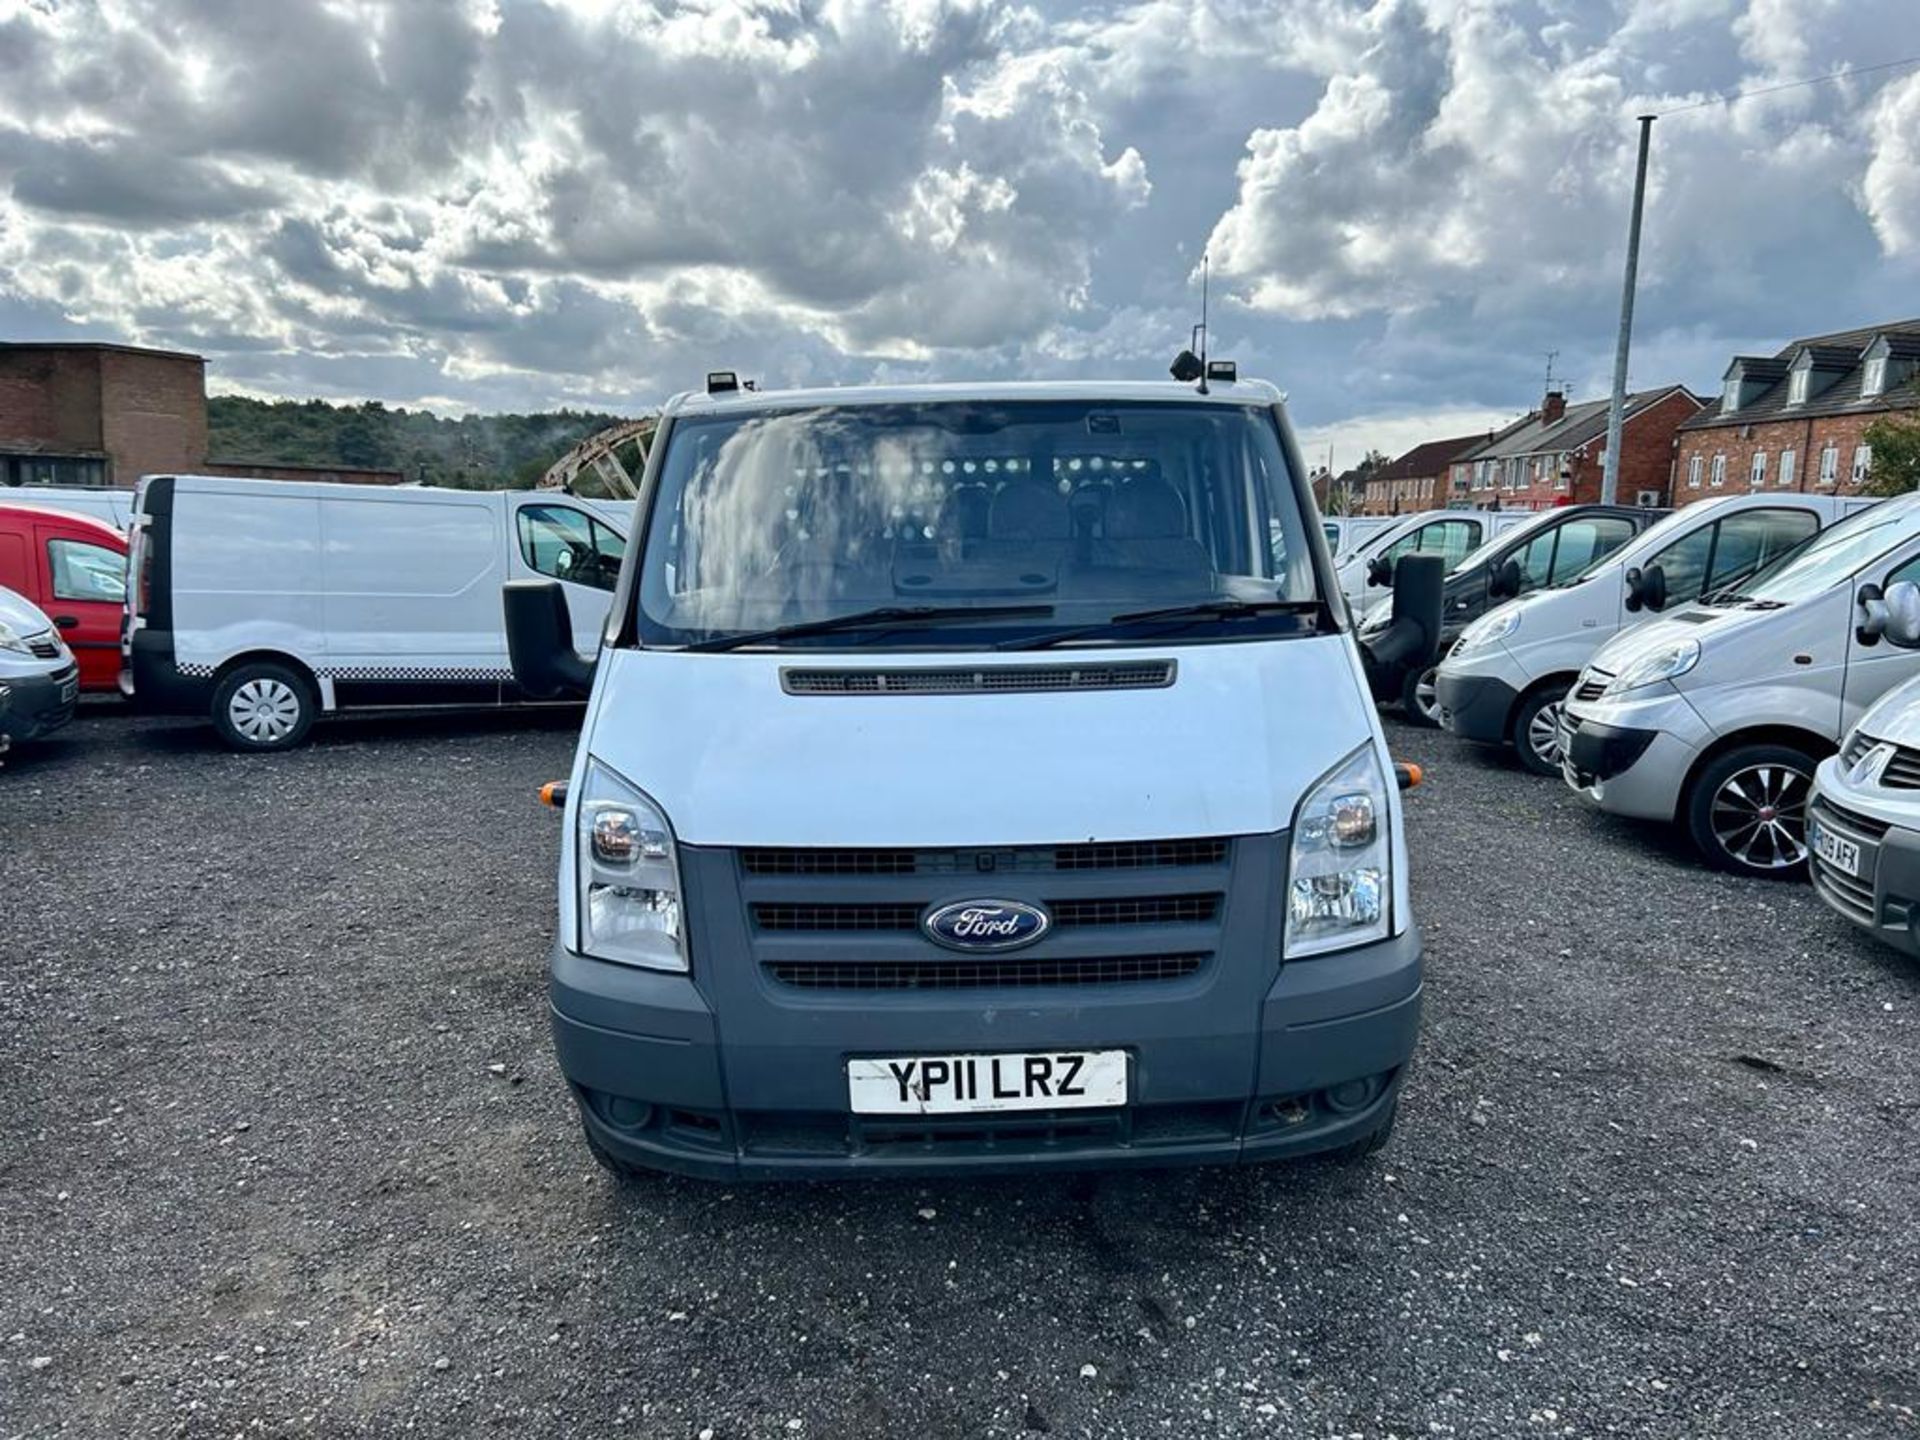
1394 762 1423 792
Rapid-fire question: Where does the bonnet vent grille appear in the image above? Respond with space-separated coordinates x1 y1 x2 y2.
781 662 1175 696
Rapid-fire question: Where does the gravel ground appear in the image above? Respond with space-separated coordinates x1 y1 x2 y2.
2 706 1917 1439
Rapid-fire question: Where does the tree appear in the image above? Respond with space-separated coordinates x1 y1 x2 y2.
1863 414 1920 497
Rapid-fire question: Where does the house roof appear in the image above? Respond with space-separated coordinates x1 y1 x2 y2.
1369 433 1489 484
1462 387 1695 462
1682 316 1920 432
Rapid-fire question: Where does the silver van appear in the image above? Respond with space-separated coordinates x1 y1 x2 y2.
1437 494 1868 774
1807 660 1920 954
1559 493 1920 876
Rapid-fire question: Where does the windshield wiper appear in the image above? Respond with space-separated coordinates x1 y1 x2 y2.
995 598 1322 651
683 603 1055 653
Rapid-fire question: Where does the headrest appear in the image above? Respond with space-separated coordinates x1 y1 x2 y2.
1108 478 1186 539
989 477 1069 540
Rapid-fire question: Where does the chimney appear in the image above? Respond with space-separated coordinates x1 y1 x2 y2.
1541 388 1567 426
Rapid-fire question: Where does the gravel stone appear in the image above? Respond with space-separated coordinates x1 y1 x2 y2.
1 708 1915 1436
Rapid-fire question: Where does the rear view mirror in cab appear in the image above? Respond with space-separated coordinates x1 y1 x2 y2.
1623 563 1667 614
505 579 596 698
1487 556 1523 602
1858 580 1920 649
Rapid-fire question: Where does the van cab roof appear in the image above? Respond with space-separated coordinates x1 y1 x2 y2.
662 378 1286 417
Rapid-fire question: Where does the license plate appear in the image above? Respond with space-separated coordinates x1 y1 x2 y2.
1811 821 1861 878
848 1050 1127 1115
60 680 77 704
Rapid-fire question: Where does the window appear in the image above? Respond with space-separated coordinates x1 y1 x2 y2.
1819 443 1839 486
1749 451 1767 487
1531 515 1637 586
1863 356 1887 398
1710 454 1727 488
1687 455 1703 489
1645 508 1819 607
517 504 626 591
1722 375 1742 413
1385 518 1483 571
1853 444 1874 485
1779 448 1796 488
47 539 126 603
1788 367 1810 405
1555 457 1570 491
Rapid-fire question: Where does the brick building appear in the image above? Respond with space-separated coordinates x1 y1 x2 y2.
0 340 403 490
1360 434 1488 516
1449 385 1702 510
0 342 208 487
1672 318 1920 506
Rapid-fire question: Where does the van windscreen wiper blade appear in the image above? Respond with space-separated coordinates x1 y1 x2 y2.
683 603 1055 652
995 598 1322 651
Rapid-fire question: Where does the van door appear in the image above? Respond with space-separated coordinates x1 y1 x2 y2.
38 521 127 691
510 500 627 656
1637 506 1822 613
1842 545 1920 734
1371 515 1484 592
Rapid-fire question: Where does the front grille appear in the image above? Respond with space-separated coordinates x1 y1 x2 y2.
755 903 920 931
1841 731 1872 769
753 894 1219 932
1881 744 1920 790
782 661 1175 696
742 837 1229 877
1573 670 1611 703
764 953 1206 990
1812 797 1891 842
28 638 59 659
1811 859 1875 926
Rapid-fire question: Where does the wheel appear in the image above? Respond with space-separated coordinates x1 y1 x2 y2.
582 1121 644 1185
1326 1102 1397 1164
1399 663 1440 728
1511 684 1570 777
210 661 315 752
1685 743 1816 878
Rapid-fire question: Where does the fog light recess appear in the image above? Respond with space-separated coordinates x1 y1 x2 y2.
602 1094 655 1131
1323 1075 1383 1115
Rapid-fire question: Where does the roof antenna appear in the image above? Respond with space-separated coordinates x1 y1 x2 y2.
1170 250 1210 389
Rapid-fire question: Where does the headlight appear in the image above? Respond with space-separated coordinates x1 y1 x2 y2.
0 621 31 656
575 758 687 972
1451 607 1519 657
1285 744 1392 959
1604 638 1700 695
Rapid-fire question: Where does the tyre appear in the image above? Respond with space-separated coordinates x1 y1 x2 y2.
1327 1102 1397 1164
1685 743 1816 878
1399 663 1440 728
210 661 315 752
1511 684 1571 777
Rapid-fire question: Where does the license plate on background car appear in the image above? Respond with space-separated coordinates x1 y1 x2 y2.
848 1050 1128 1115
1811 821 1861 878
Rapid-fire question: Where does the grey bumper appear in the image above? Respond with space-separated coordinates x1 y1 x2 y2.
549 926 1422 1181
1435 669 1518 745
0 664 79 742
1807 795 1920 958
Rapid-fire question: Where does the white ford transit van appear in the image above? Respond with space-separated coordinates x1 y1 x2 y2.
506 378 1438 1181
1435 493 1871 774
1559 493 1920 877
126 475 630 749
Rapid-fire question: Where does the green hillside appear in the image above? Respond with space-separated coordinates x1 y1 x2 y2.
206 395 636 490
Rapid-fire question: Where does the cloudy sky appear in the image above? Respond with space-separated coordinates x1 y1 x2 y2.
2 0 1917 462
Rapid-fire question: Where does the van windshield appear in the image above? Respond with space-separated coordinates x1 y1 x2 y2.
1718 503 1916 608
633 401 1324 649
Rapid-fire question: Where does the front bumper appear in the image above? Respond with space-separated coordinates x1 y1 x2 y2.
549 927 1422 1181
1807 781 1920 957
1434 667 1518 744
0 663 79 742
1558 691 1704 822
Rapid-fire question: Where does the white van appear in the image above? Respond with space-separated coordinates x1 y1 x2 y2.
503 377 1441 1181
1333 508 1531 612
126 475 629 749
1559 493 1920 877
1435 493 1872 773
0 485 135 531
1323 514 1395 561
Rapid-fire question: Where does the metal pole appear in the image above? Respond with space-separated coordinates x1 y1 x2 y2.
1603 114 1655 506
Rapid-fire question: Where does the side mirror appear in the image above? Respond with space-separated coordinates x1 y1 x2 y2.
1624 566 1645 613
1366 554 1393 588
504 579 596 699
1860 580 1920 649
1642 563 1669 612
1488 556 1522 601
1357 553 1445 677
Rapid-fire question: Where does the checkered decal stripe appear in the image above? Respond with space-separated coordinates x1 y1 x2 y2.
176 662 513 682
177 662 216 678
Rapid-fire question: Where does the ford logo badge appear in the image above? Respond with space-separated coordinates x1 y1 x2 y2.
923 899 1051 952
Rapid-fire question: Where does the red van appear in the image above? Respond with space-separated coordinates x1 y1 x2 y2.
0 505 129 693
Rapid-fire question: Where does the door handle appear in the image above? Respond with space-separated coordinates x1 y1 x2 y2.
53 615 79 630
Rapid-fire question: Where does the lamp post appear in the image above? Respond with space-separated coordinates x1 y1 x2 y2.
1602 115 1656 506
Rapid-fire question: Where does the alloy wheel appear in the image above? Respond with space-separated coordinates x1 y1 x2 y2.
1709 764 1810 871
1411 668 1440 724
